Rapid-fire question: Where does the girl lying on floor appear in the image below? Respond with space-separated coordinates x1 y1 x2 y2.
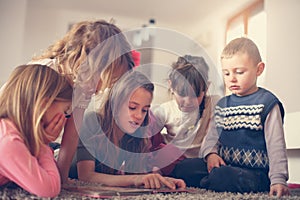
0 64 72 197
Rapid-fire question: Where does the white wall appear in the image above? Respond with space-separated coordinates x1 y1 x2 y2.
0 0 27 86
265 0 300 184
0 0 150 87
265 0 300 114
23 1 142 65
0 0 249 89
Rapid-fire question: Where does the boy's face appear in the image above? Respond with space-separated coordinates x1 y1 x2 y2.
221 53 263 96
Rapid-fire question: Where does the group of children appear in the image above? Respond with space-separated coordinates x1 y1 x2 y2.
0 19 289 198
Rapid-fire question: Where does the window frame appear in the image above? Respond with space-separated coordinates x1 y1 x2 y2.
225 0 264 44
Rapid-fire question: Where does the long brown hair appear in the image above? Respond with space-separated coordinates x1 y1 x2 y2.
169 55 218 157
32 20 134 91
169 55 209 118
0 64 72 156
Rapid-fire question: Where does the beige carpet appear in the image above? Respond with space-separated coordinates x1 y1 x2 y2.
1 182 300 200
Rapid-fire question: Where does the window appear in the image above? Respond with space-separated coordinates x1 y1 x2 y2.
226 0 266 87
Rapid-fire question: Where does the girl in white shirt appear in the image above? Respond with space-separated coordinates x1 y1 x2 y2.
150 55 219 186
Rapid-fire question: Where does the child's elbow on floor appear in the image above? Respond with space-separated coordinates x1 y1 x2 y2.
34 184 61 198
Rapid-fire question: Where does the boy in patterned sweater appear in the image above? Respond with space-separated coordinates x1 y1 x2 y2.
200 37 289 197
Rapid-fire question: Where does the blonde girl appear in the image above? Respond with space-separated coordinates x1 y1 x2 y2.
0 64 72 197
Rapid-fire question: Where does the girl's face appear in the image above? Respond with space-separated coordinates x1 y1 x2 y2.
117 87 152 134
43 100 72 140
221 53 264 96
173 90 205 113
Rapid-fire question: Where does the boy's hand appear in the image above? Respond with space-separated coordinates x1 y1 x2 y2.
206 153 226 173
269 184 290 197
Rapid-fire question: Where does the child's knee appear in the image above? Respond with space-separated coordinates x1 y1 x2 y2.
205 166 239 192
210 165 232 178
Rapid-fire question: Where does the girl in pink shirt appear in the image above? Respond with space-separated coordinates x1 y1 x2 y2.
0 64 72 197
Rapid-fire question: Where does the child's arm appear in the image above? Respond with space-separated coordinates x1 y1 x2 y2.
148 107 166 151
200 116 220 158
264 104 289 197
56 108 84 184
0 135 60 197
149 105 167 135
77 160 186 189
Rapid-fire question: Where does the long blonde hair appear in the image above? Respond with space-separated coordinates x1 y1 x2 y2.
0 64 73 157
32 19 134 91
169 55 217 157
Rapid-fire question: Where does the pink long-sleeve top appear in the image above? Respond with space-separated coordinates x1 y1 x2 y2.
0 118 61 197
